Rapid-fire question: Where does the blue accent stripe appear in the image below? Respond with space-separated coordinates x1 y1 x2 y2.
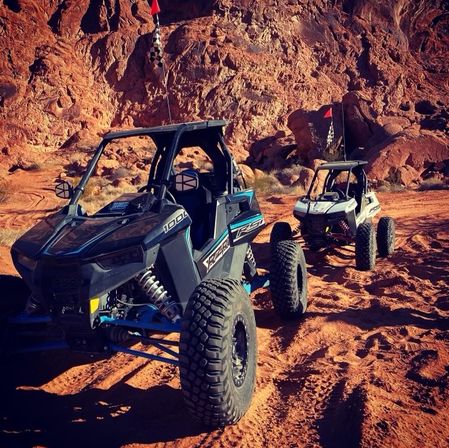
185 228 193 254
207 229 229 252
233 190 254 201
230 213 263 230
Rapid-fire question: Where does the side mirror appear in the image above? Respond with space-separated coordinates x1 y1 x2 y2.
55 180 74 199
173 170 199 192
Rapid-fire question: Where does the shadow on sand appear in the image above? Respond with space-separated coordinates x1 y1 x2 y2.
0 352 205 448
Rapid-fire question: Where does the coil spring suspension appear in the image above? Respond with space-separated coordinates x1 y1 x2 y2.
244 245 257 280
246 246 256 266
337 220 351 236
136 268 181 322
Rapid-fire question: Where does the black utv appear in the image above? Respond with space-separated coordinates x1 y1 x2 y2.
3 120 308 427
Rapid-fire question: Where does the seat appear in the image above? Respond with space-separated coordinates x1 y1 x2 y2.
348 183 364 214
171 170 213 250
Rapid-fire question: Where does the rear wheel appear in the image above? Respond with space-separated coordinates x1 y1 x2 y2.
270 240 308 319
355 222 376 271
377 216 395 257
270 221 292 247
179 279 257 427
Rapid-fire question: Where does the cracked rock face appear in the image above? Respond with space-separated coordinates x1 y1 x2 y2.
0 0 448 183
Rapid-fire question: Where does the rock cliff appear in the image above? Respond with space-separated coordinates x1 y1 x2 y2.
0 0 448 184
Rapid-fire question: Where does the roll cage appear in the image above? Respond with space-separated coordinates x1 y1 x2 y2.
306 160 369 201
69 120 235 207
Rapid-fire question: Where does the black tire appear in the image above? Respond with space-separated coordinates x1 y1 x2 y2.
0 275 30 355
377 216 395 257
355 222 376 271
0 275 30 319
270 221 292 246
179 278 257 427
269 240 308 319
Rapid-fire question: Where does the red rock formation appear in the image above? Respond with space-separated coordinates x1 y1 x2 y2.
0 0 448 181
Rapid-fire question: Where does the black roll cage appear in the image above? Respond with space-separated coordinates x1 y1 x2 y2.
69 120 234 207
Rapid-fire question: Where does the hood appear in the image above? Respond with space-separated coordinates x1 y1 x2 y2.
44 215 131 257
294 198 357 216
12 212 66 258
307 201 342 214
13 205 180 260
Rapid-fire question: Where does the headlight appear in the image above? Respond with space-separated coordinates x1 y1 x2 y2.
16 253 38 271
95 246 143 270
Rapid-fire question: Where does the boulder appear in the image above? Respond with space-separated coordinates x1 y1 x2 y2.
96 159 120 176
389 165 420 187
366 132 449 183
309 159 327 171
293 167 315 191
276 168 300 186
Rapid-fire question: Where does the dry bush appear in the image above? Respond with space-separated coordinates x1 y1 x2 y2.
0 228 25 246
376 182 405 193
26 162 42 171
418 178 449 191
110 167 131 181
0 179 17 203
69 176 104 198
9 157 49 173
253 171 304 196
81 183 136 215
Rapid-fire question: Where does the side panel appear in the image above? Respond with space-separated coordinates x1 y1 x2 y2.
227 189 265 246
195 229 231 278
229 212 265 246
363 192 381 220
160 230 201 311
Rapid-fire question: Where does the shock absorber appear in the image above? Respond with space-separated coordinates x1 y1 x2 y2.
246 246 256 266
337 219 351 237
244 245 257 280
136 267 181 322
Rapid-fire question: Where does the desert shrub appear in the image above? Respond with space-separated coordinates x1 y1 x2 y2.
418 178 449 191
253 173 283 194
26 162 42 171
81 182 135 215
0 228 25 246
110 167 131 181
253 171 305 196
0 179 16 203
376 182 405 193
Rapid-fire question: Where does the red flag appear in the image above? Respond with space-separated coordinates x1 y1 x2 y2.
323 107 332 119
151 0 161 15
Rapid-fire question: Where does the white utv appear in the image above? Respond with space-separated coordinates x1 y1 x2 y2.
271 160 395 271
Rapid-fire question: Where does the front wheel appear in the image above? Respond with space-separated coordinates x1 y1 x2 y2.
270 240 308 319
179 279 257 427
377 216 395 257
270 221 292 247
355 222 377 271
0 275 31 356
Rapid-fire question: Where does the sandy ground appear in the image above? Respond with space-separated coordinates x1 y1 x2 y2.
1 170 449 448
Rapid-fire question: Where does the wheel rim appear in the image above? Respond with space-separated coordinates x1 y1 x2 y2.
232 315 249 387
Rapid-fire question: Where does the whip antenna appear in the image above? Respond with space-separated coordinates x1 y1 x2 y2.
148 0 173 124
341 101 347 161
